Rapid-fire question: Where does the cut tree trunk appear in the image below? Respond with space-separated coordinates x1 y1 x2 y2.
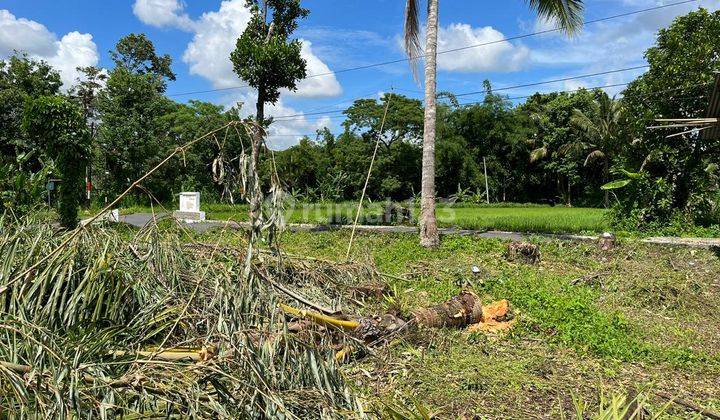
419 0 440 248
412 290 483 328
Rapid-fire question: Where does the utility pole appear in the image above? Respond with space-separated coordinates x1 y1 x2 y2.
483 156 490 204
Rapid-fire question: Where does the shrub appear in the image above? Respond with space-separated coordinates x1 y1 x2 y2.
22 96 90 228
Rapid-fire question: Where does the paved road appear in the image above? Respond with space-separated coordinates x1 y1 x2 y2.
110 212 720 249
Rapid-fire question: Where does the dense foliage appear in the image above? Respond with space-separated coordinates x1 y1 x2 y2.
22 96 90 228
0 8 719 232
230 0 308 120
619 8 720 229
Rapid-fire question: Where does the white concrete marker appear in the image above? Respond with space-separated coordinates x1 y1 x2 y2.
173 192 206 223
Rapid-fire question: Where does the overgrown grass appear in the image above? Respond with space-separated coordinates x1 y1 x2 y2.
258 229 720 417
274 231 717 366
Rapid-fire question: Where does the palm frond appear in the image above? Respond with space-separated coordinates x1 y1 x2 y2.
571 108 599 137
526 0 584 35
558 140 588 156
403 0 423 81
0 118 373 417
530 146 548 163
584 149 605 166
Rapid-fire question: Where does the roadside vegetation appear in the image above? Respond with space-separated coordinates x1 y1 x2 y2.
270 228 720 417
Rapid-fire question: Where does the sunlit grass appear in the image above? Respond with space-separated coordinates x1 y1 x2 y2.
204 202 610 234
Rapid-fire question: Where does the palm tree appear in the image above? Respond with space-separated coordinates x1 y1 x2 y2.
403 0 584 247
570 93 623 207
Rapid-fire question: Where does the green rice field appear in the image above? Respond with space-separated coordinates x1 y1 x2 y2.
115 202 610 234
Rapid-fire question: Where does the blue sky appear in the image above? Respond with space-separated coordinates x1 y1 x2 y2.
1 0 718 148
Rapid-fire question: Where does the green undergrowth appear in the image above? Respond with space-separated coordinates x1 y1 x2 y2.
271 231 719 368
133 224 720 416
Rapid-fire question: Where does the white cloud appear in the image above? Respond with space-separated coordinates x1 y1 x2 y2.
182 0 251 88
47 32 100 87
0 9 56 57
133 0 195 31
437 23 530 73
173 0 341 148
287 40 342 98
0 10 99 88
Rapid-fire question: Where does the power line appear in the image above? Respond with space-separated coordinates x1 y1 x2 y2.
272 81 712 124
273 65 647 120
166 0 698 98
454 65 649 98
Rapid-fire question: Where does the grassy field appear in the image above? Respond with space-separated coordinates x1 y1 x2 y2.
188 227 720 417
108 202 610 234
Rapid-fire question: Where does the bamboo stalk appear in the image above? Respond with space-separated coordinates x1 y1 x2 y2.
265 275 340 315
111 350 203 362
278 303 360 330
0 360 31 373
345 94 393 260
654 118 717 122
647 122 714 129
665 125 713 138
655 391 720 420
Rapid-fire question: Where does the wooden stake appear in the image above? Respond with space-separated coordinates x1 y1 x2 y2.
483 156 490 204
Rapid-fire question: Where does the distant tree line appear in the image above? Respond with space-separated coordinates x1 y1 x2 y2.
0 9 719 231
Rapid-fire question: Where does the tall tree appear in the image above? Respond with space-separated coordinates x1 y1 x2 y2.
0 54 62 160
97 34 175 200
110 33 175 87
230 0 308 242
69 66 107 140
621 8 720 227
343 93 423 149
23 96 90 228
403 0 584 247
570 92 624 208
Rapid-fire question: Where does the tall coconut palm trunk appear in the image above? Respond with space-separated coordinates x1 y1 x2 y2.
403 0 583 247
419 0 440 248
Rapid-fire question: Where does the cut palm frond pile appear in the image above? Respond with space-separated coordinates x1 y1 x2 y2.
0 215 366 418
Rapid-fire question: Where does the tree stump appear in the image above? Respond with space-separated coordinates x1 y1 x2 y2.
505 241 541 264
598 232 616 251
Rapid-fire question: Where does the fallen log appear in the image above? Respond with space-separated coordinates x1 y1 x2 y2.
412 291 483 328
279 291 509 343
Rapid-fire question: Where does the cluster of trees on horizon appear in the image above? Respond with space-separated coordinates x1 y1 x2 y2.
1 7 719 231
